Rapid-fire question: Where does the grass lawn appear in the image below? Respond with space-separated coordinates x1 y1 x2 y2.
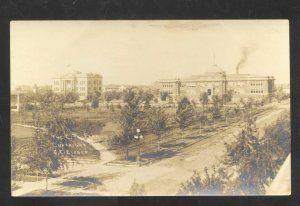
107 105 272 163
11 125 35 140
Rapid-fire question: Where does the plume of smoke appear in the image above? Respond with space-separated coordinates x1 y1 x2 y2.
236 45 257 74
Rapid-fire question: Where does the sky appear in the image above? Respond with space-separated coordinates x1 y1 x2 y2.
10 20 289 89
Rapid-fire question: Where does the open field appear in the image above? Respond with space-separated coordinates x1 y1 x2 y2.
11 125 34 140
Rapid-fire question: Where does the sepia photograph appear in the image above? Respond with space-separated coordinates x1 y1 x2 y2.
10 20 290 196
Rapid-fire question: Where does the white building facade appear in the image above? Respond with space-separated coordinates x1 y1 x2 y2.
52 71 103 100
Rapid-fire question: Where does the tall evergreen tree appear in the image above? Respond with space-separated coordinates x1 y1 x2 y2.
111 89 143 159
222 117 281 195
176 97 195 130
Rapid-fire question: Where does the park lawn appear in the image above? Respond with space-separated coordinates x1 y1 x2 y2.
11 125 35 140
67 106 121 121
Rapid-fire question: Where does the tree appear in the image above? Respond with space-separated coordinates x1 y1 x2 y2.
222 89 234 104
273 86 290 103
263 113 290 165
223 107 235 124
110 130 132 159
210 95 223 120
177 166 229 195
129 179 146 195
28 113 77 190
199 92 209 110
222 117 282 195
176 97 195 142
112 89 143 159
147 107 168 150
35 90 63 111
75 118 95 137
26 93 78 190
105 91 122 103
141 91 154 109
91 92 100 109
63 91 79 105
160 91 169 101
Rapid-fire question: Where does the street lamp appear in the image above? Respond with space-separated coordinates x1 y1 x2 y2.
134 128 143 166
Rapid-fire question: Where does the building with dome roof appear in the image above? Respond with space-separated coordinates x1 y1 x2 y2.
158 64 275 102
52 71 103 100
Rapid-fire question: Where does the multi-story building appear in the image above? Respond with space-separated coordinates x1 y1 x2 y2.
103 84 126 93
158 64 275 102
52 71 103 100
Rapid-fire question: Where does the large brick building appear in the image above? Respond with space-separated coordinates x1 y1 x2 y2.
158 64 275 102
52 71 102 100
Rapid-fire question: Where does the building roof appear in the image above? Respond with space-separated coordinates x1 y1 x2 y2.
159 72 275 83
204 64 225 75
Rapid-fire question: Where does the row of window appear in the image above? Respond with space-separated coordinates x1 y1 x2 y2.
162 84 173 88
250 82 264 86
88 80 100 85
251 90 264 94
77 87 102 91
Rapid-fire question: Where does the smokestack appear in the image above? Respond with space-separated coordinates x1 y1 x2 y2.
235 46 256 74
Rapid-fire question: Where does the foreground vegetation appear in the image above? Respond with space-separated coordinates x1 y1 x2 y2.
177 113 290 195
